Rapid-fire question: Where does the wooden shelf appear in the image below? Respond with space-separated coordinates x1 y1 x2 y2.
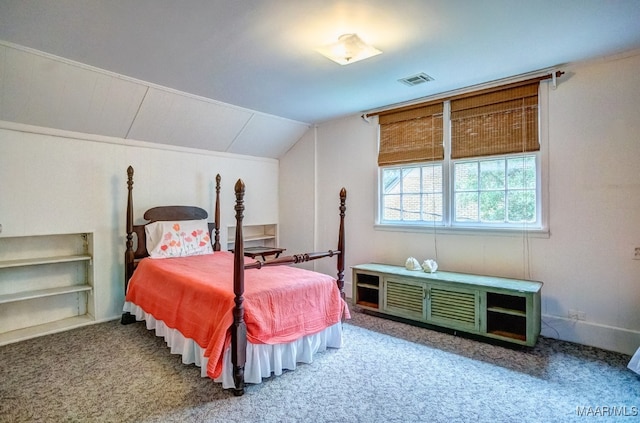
356 300 379 309
356 283 379 290
488 330 527 342
486 306 526 317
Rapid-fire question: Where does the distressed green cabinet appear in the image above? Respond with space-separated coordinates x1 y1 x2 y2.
352 263 542 347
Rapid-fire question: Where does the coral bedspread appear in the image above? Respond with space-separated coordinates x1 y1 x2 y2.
125 251 346 379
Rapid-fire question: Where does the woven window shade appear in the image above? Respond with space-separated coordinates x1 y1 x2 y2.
378 103 444 166
450 83 539 159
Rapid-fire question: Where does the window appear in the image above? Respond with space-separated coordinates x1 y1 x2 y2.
381 164 443 223
453 155 538 225
377 78 549 231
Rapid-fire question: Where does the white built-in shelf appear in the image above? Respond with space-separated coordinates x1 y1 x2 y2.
0 233 95 345
0 254 91 269
227 224 278 249
228 234 276 244
0 284 93 305
0 315 95 346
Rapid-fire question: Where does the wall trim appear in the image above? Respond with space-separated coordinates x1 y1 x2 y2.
542 314 639 356
0 120 278 164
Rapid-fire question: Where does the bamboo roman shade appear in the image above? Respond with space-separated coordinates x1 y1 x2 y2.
378 102 444 166
450 83 539 159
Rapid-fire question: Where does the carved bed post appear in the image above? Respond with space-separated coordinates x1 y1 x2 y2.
125 166 135 288
122 166 137 325
214 174 221 251
337 188 347 300
232 179 247 396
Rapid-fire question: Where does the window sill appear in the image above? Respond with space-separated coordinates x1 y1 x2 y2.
374 223 550 238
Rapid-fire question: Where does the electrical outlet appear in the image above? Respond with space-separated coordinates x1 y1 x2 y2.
634 247 640 260
568 309 586 320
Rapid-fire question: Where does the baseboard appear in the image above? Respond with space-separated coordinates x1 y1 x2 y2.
541 314 640 356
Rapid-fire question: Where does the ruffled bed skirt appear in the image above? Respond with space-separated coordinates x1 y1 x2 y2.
123 302 344 389
629 347 640 375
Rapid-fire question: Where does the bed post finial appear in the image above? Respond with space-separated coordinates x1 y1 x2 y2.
232 178 247 396
214 174 221 251
337 188 347 300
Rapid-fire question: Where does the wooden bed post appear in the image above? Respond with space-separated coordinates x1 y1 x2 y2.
214 174 221 251
232 179 247 396
125 166 135 289
121 166 137 325
337 188 347 300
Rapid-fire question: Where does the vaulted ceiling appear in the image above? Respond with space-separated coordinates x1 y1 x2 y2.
1 1 640 158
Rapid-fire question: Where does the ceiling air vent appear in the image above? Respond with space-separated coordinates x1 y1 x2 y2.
398 72 434 87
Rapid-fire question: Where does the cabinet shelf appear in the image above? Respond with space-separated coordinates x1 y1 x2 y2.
487 330 527 342
356 283 379 290
486 306 526 317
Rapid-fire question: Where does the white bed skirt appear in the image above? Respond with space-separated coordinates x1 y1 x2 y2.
629 347 640 375
123 302 344 389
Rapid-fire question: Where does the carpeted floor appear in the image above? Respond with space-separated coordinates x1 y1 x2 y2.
1 306 638 422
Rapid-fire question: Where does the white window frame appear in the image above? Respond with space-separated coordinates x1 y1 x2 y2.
375 84 549 236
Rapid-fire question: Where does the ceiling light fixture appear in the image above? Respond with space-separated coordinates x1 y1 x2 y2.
316 34 382 65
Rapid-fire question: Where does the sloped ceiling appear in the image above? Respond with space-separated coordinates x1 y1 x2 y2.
0 43 309 158
1 1 640 158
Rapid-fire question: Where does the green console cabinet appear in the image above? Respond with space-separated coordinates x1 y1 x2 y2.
352 263 543 347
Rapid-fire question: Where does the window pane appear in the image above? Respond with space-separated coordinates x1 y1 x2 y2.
382 194 401 220
402 194 421 220
507 156 536 189
455 192 478 222
480 191 506 222
422 166 442 192
455 162 478 190
507 190 536 222
382 169 401 194
402 168 421 193
479 160 505 190
422 194 443 222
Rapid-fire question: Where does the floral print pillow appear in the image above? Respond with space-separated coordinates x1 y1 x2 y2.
145 220 214 258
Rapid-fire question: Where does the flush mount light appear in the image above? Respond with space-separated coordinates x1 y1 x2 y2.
316 33 382 65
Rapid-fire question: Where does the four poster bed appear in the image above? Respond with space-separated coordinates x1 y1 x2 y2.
120 166 348 396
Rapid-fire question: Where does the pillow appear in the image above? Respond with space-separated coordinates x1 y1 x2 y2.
145 219 214 258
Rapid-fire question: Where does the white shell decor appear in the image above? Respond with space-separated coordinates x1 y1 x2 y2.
405 257 422 271
422 259 438 273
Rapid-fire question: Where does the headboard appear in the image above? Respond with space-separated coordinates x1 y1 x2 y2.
124 167 221 289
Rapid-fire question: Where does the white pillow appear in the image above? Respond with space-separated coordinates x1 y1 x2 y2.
145 219 214 258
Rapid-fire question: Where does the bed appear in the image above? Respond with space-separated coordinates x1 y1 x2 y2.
120 166 348 395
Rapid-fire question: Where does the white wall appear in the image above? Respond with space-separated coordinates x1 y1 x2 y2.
280 50 640 355
0 123 279 322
